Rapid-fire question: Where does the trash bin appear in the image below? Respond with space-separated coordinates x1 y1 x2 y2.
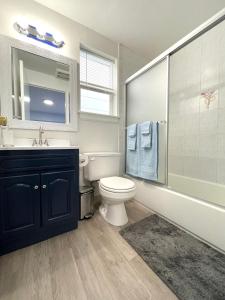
79 186 94 220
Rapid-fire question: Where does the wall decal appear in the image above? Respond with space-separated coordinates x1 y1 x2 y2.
201 90 217 109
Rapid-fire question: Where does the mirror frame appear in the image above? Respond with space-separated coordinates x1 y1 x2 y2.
0 35 78 131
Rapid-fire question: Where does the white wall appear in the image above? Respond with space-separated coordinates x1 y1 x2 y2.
0 0 148 155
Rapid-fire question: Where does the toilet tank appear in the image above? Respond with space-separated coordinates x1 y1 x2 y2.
83 152 121 181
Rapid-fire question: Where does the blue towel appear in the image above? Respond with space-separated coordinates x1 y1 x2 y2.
138 122 158 180
140 121 152 148
127 123 137 137
126 124 138 176
127 124 137 150
140 121 151 135
127 137 136 150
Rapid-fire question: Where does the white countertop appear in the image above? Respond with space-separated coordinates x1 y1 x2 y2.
0 146 79 150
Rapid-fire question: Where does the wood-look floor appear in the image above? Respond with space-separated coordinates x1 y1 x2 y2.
0 201 178 300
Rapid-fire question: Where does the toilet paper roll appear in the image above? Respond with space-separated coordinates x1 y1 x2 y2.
79 154 89 167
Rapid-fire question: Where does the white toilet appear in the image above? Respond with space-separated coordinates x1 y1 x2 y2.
83 152 136 226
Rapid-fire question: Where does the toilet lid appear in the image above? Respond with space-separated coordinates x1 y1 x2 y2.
100 176 135 192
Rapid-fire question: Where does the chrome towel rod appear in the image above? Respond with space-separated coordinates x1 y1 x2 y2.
125 120 167 129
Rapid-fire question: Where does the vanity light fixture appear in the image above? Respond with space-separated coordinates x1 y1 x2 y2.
13 22 65 48
43 99 54 106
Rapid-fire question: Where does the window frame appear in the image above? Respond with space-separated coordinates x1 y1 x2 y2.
79 46 118 118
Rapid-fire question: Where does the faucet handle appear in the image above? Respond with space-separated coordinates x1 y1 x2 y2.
32 138 38 146
44 138 49 147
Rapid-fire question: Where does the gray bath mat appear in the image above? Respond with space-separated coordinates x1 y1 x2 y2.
120 214 225 300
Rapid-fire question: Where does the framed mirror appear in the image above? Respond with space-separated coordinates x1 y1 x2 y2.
0 36 78 131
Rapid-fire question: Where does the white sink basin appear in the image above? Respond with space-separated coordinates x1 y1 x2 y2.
20 145 77 149
0 138 79 150
0 145 79 150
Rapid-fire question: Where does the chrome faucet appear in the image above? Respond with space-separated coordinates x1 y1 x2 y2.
32 126 49 147
38 126 45 146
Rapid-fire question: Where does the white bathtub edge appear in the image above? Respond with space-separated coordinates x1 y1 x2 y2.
130 177 225 253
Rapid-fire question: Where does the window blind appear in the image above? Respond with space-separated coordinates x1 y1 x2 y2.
80 88 111 115
80 49 114 89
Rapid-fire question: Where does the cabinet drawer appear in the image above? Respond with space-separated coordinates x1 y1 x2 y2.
0 149 78 174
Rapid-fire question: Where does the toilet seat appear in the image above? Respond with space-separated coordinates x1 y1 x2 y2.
99 184 136 202
99 176 135 193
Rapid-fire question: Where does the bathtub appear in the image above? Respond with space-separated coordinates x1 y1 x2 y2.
128 175 225 253
168 173 225 208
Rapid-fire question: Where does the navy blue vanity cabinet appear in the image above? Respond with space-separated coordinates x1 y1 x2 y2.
0 149 79 255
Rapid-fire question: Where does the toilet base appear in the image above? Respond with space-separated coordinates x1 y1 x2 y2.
99 202 128 226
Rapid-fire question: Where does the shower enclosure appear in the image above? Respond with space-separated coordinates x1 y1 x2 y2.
126 13 225 208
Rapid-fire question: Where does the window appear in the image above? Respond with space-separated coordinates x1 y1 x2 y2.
80 48 117 116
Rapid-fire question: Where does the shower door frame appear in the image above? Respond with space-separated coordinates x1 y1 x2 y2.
124 8 225 188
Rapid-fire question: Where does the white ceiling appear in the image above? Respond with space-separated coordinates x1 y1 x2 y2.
35 0 225 59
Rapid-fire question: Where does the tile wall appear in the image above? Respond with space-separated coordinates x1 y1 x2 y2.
168 19 225 184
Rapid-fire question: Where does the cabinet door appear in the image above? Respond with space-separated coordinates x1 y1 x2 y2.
41 171 77 226
0 174 40 240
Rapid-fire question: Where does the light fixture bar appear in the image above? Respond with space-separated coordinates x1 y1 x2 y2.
13 22 65 48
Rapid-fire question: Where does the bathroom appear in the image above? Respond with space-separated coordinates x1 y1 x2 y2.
1 0 225 299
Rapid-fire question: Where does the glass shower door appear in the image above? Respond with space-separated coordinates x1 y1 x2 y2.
126 57 168 184
168 19 225 207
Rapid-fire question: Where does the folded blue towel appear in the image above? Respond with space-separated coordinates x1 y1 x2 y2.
126 123 138 176
127 137 136 150
140 121 151 135
140 121 152 148
138 121 158 181
126 146 138 176
127 124 137 150
127 123 137 137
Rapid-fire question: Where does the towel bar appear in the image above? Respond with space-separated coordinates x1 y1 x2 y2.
125 120 166 129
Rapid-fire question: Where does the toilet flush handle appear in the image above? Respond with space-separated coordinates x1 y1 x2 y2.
90 156 95 161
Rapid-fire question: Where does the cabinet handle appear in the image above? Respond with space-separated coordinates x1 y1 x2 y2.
34 185 39 190
42 185 47 189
